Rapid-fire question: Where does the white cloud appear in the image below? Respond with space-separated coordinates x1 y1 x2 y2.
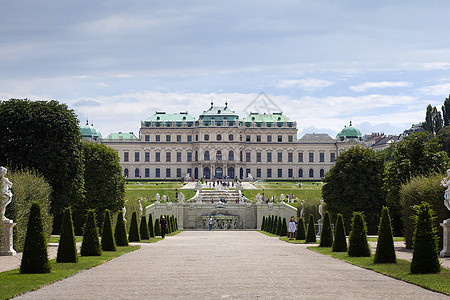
276 78 334 91
349 81 413 92
418 83 450 96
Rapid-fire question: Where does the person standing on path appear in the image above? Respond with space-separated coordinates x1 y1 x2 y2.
208 216 213 231
288 216 296 240
160 216 168 238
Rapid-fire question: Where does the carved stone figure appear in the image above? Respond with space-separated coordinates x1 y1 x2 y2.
1 167 12 221
318 198 324 220
155 193 160 203
441 169 450 213
138 199 143 217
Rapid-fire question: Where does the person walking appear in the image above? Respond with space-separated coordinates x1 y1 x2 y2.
160 216 168 238
208 216 213 231
288 216 296 240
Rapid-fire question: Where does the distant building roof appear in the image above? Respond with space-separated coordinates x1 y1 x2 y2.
336 121 362 141
103 132 138 140
198 102 239 123
80 120 102 141
300 133 334 141
146 111 195 122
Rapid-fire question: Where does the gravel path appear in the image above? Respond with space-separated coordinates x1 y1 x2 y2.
15 231 448 299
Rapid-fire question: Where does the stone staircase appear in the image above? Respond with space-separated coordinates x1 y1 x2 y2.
199 190 240 203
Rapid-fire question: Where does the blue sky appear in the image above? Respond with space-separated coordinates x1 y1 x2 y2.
1 1 450 137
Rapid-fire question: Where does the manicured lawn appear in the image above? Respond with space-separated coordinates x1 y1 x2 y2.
243 180 322 202
125 181 195 204
48 236 83 243
310 246 450 295
0 246 140 299
367 237 404 242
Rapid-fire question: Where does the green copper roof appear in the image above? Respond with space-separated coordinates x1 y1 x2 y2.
146 112 195 122
242 112 292 123
80 121 102 140
198 103 239 123
104 132 138 140
336 121 362 140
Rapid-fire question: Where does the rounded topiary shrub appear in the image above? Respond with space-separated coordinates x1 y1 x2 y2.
20 202 50 273
374 207 396 264
80 210 102 256
148 213 155 238
101 209 116 251
320 211 333 247
128 211 141 242
114 211 128 246
348 212 371 257
411 202 441 274
154 218 161 237
332 214 347 252
57 207 78 263
296 217 306 240
140 215 150 240
305 215 316 243
280 218 288 237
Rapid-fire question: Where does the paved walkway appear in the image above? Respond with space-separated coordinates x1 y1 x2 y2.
15 232 449 299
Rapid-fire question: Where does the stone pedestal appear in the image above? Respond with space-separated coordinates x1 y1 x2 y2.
440 220 450 257
1 219 17 256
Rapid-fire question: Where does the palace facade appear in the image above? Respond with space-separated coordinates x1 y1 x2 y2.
100 102 362 180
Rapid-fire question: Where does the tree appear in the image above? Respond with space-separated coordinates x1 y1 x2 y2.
319 211 333 247
139 215 150 240
305 215 316 243
154 218 161 237
81 142 125 232
322 146 386 234
148 213 155 238
442 95 450 126
385 132 449 236
0 99 84 233
411 202 440 274
80 210 102 256
348 212 371 257
57 207 78 263
423 104 443 135
128 211 141 242
296 217 306 240
101 209 116 251
374 207 396 264
20 202 50 273
114 211 128 246
332 214 347 252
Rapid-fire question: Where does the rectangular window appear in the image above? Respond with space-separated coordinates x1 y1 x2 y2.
135 152 139 162
288 135 293 142
256 135 261 142
187 135 192 142
166 168 171 178
155 135 160 142
177 135 181 142
309 152 314 162
176 168 181 178
187 152 192 162
288 168 293 178
256 168 261 178
278 135 282 142
145 168 150 178
320 152 325 162
166 135 171 142
330 153 336 162
298 152 303 162
145 135 150 142
246 135 250 142
246 152 251 162
278 168 283 178
177 152 182 162
124 152 129 162
277 152 282 162
145 152 150 162
267 152 272 162
256 152 261 162
288 152 293 162
155 168 160 178
166 152 171 162
267 135 272 142
155 152 160 162
267 168 272 178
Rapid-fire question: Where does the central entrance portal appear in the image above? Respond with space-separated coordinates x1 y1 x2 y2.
215 167 223 179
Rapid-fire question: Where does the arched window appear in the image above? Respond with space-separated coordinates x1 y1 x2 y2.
216 150 222 161
204 134 209 141
124 168 129 178
228 150 234 161
204 150 210 161
240 151 243 162
298 168 303 178
217 134 222 141
309 168 314 178
228 167 235 179
135 168 140 178
320 169 325 178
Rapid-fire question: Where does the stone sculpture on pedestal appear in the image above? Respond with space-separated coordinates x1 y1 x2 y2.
1 166 16 256
441 169 450 257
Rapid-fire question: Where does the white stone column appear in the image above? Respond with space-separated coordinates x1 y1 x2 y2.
1 219 17 256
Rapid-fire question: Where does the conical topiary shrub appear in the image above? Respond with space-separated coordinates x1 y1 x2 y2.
154 218 161 237
140 215 150 240
101 209 116 251
114 211 128 246
411 202 441 274
20 202 50 273
271 216 277 234
305 215 316 243
332 214 347 252
148 213 155 238
348 212 371 257
320 211 333 247
128 211 141 242
267 216 272 232
57 207 78 263
80 210 102 256
276 217 282 235
374 207 396 264
280 218 288 237
296 217 306 240
261 216 266 231
175 217 178 231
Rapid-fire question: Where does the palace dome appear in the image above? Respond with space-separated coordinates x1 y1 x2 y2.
80 121 102 141
336 121 362 141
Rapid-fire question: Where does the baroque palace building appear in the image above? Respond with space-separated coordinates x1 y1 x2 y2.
99 102 362 180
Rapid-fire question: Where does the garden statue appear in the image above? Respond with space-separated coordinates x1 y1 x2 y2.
248 173 254 182
122 206 127 221
178 192 185 203
155 193 160 203
255 193 262 204
318 198 324 220
280 194 285 203
300 200 305 218
138 199 143 217
441 169 450 213
195 181 202 191
1 167 13 221
163 195 167 202
441 169 450 257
